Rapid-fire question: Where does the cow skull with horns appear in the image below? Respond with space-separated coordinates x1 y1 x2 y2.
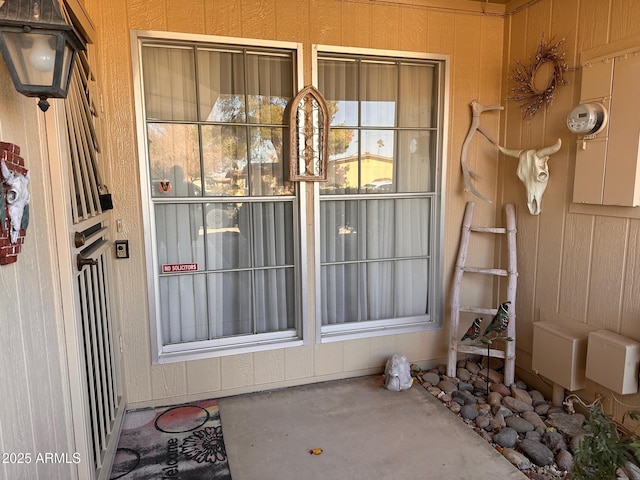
497 138 562 215
1 159 30 243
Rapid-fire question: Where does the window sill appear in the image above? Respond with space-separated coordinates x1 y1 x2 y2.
153 336 305 365
319 318 438 344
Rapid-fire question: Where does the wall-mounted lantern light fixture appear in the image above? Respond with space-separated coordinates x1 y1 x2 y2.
0 0 85 111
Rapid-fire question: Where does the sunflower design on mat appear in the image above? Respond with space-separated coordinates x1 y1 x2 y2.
182 426 227 464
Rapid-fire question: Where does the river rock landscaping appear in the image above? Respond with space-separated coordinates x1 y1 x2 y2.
412 359 590 479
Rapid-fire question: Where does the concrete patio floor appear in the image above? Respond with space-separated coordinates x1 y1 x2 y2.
218 376 528 480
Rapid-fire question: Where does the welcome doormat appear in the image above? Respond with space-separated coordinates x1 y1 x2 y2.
110 398 232 479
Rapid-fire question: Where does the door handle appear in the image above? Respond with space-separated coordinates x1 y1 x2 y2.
77 253 98 270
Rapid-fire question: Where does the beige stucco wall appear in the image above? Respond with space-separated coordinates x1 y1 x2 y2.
0 72 75 478
83 0 505 404
501 0 640 425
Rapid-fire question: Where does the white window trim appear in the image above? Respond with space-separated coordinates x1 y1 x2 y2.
311 44 450 343
130 30 307 364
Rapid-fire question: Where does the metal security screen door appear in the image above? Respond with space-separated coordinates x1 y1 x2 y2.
66 50 123 478
47 6 125 477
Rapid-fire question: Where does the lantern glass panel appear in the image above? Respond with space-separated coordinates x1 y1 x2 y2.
60 39 73 90
1 31 57 87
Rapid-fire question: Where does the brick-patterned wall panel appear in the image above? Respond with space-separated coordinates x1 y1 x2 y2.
0 142 28 265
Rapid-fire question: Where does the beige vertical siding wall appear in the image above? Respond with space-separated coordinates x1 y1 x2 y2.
83 0 505 404
0 73 75 478
502 0 640 424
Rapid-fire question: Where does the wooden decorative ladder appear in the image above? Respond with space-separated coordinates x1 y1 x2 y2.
447 201 518 386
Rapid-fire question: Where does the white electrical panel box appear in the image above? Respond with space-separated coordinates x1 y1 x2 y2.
585 329 640 395
532 321 592 391
572 50 640 206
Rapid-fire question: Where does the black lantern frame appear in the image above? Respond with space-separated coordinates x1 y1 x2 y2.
0 0 85 111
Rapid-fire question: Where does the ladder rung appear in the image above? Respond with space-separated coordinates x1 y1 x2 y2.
459 306 497 315
470 226 507 234
462 266 508 276
457 345 506 358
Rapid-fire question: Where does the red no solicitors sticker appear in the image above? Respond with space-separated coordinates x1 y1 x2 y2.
162 263 198 273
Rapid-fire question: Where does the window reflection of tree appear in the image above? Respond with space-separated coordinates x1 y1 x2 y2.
148 123 200 193
202 93 295 197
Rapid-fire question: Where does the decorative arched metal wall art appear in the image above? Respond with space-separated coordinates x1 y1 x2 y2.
288 85 329 181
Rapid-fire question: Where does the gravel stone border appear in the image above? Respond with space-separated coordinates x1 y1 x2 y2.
411 359 581 479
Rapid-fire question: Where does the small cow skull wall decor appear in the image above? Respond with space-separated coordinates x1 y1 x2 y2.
497 138 562 215
0 142 30 265
1 159 30 243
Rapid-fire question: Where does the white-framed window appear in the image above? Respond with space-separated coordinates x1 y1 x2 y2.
314 46 449 341
131 31 305 363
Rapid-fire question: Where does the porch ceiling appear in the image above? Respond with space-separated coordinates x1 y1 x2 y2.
468 0 511 3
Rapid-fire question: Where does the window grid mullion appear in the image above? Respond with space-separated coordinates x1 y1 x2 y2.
193 47 214 340
242 48 257 334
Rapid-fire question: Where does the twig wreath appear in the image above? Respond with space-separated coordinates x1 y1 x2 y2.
510 35 568 120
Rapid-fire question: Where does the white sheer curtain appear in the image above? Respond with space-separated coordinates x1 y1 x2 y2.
398 63 434 192
155 204 207 343
320 200 359 324
394 198 430 316
361 200 394 320
246 54 292 124
361 62 396 127
320 198 429 325
197 49 245 122
319 57 434 326
398 64 435 128
252 202 295 333
318 58 358 126
142 44 296 345
142 45 197 121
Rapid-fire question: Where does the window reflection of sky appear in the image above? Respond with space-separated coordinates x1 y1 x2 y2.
330 100 357 125
362 101 395 127
329 100 396 160
361 130 394 157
